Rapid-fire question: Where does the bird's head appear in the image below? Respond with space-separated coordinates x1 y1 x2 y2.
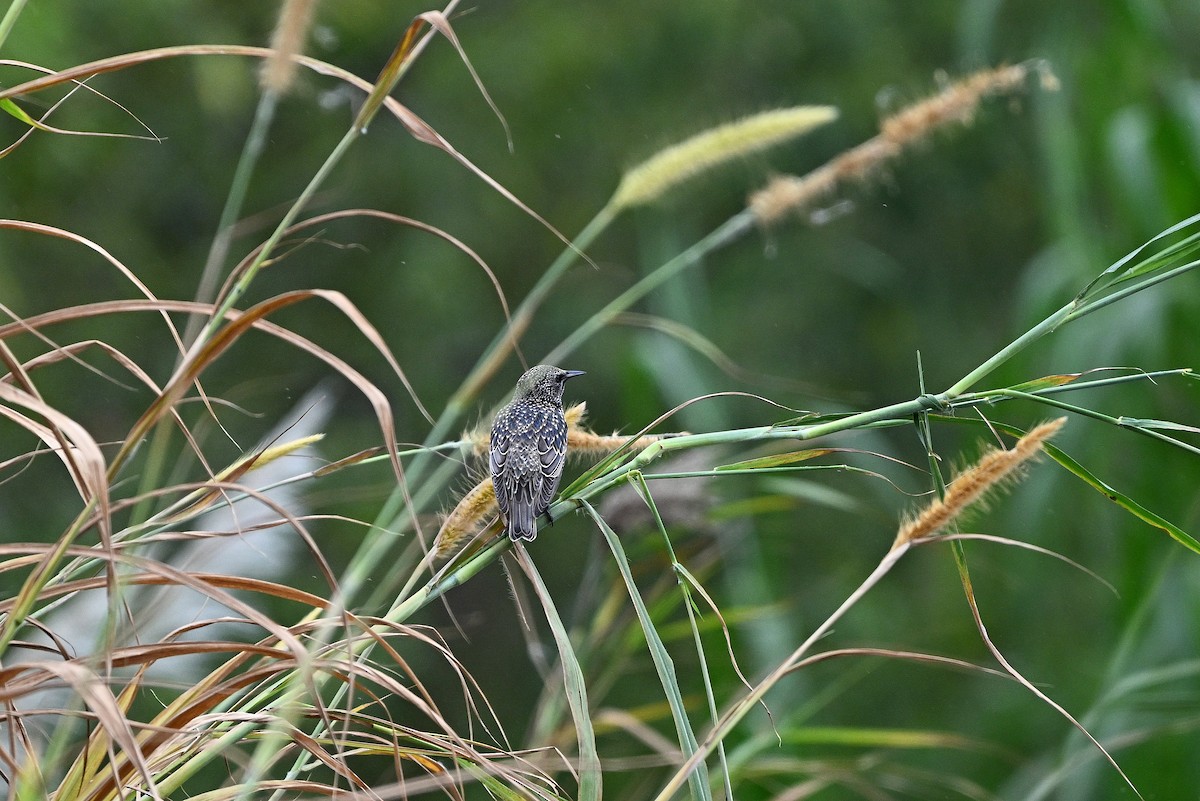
514 364 586 403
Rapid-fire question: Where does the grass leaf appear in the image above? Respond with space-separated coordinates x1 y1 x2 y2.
583 501 712 801
515 548 602 801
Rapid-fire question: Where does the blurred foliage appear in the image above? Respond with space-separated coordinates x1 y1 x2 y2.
2 1 1199 799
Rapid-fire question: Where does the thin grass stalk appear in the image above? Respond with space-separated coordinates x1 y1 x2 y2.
184 90 281 346
631 472 734 800
1022 569 1187 801
650 541 913 801
948 217 1200 397
993 389 1200 457
0 0 27 49
515 548 602 801
1010 369 1195 395
1063 259 1200 322
586 500 712 801
948 539 1143 799
0 497 97 655
1076 209 1200 298
945 296 1079 397
543 210 756 366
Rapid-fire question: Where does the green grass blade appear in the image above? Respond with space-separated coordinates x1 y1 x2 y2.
583 500 712 801
517 549 602 801
929 415 1200 555
1042 442 1200 555
1078 209 1200 297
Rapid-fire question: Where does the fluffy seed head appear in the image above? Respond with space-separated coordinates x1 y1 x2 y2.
260 0 319 94
612 106 838 210
750 63 1057 226
892 417 1066 550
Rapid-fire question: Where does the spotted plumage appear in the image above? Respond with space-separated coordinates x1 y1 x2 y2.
489 365 585 541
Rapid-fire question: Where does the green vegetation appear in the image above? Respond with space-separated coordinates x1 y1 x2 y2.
1 2 1197 799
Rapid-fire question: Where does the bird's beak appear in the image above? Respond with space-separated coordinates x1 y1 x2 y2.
563 370 586 380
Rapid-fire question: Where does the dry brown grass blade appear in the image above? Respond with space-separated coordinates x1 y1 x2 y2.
0 58 160 147
17 660 164 801
0 338 108 505
0 297 415 542
0 75 86 157
0 374 115 656
0 45 355 103
114 290 408 488
0 338 156 394
0 383 100 505
0 570 333 623
956 557 1144 799
1 40 579 272
353 17 427 131
416 11 511 150
0 542 309 661
0 220 182 346
52 659 149 801
149 449 303 525
283 726 377 796
355 616 511 752
227 208 516 362
788 647 1013 682
313 446 384 477
395 100 594 272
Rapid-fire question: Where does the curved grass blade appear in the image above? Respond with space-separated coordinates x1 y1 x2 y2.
1043 441 1200 555
929 415 1200 555
514 548 601 801
583 501 712 801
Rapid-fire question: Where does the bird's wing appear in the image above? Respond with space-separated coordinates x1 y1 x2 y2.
489 415 511 518
490 406 567 539
535 412 568 515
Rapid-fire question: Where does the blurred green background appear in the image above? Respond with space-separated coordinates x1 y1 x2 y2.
2 1 1199 798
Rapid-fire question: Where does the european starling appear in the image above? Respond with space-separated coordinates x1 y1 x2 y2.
489 364 586 541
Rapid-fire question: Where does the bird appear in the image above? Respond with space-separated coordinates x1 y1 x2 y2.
489 364 586 541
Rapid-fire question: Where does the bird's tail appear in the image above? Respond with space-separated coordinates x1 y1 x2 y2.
508 521 537 541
